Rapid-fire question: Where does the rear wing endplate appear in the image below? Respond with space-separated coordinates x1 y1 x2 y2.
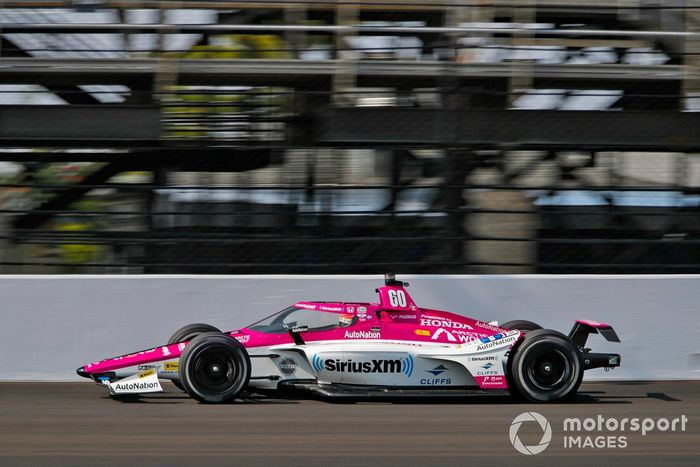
569 319 620 348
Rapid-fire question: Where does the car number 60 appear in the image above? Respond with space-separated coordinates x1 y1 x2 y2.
388 290 407 307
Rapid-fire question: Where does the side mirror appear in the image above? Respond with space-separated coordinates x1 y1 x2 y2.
288 325 308 345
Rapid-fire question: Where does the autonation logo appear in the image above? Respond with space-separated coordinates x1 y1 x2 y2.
509 412 689 454
113 381 159 391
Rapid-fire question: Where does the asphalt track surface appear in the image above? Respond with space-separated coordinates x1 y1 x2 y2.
1 381 698 466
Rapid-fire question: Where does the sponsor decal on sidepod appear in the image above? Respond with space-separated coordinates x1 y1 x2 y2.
278 358 297 375
475 334 518 352
430 328 487 343
475 321 503 332
421 364 452 385
234 335 250 344
312 355 414 377
344 330 380 339
138 364 159 371
469 355 496 361
108 369 162 395
420 317 473 330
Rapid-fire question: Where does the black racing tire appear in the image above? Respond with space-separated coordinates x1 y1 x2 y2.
510 329 584 403
167 323 222 391
500 320 542 333
502 321 543 396
179 332 251 404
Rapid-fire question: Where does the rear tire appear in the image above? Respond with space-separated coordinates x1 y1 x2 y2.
502 321 543 397
179 332 251 404
167 323 221 391
500 320 542 333
510 329 583 403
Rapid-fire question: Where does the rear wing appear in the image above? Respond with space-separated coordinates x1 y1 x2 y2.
569 319 620 348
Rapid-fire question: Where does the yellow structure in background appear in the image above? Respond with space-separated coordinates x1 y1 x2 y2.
55 222 103 265
165 34 293 60
163 35 291 140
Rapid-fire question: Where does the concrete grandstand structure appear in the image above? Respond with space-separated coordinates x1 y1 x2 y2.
0 0 699 273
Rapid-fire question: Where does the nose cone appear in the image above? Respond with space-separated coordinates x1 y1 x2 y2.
76 366 89 378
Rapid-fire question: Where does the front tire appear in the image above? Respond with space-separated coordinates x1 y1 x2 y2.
167 323 221 391
510 329 583 403
179 332 251 404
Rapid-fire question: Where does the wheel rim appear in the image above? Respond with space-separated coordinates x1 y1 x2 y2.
192 345 239 395
526 348 570 391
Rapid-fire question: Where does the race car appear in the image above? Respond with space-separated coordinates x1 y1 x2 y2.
77 274 620 403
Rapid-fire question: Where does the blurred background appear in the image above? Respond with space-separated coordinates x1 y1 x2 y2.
0 0 698 274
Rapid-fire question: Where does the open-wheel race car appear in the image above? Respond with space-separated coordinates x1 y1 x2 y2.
77 274 621 403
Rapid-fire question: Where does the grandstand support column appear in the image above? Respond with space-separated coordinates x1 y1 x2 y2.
147 169 167 231
445 149 468 272
293 90 330 146
116 6 129 57
154 6 179 120
461 0 495 68
284 4 307 58
446 0 495 30
683 2 700 111
332 0 358 105
389 149 402 227
0 212 16 273
142 167 167 274
508 0 536 107
445 0 467 29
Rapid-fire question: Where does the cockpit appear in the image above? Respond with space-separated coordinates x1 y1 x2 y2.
247 306 358 334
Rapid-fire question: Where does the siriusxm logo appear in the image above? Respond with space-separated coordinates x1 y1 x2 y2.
312 354 414 377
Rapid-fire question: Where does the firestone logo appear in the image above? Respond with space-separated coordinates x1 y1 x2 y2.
509 412 552 455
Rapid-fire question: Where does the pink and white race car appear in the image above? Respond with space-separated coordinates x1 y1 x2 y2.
77 275 620 403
